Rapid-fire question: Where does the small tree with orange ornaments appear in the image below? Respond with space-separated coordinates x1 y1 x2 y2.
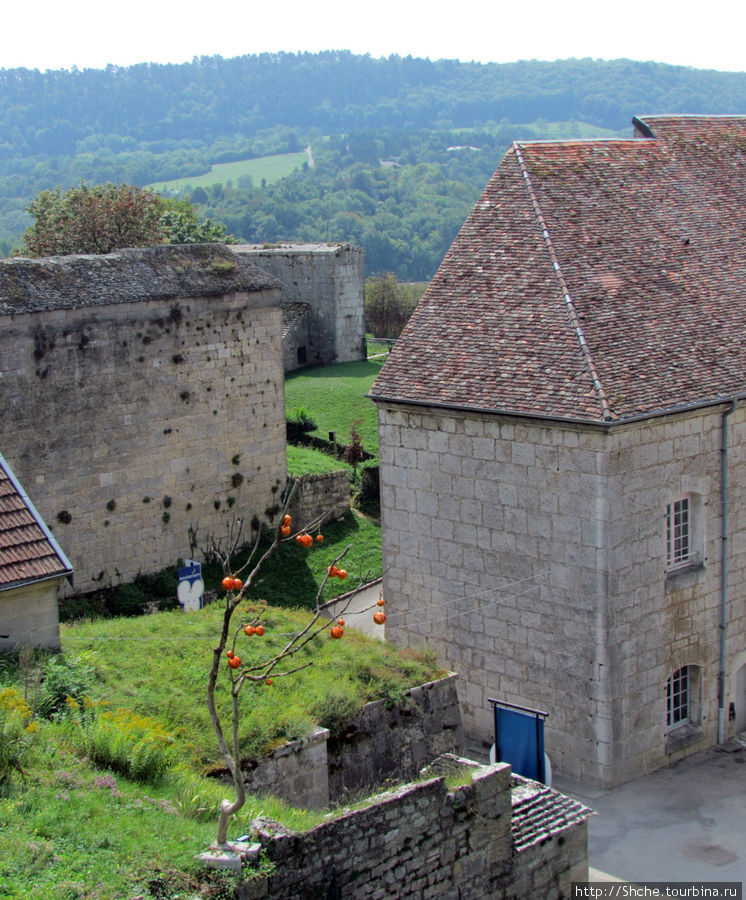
201 479 383 847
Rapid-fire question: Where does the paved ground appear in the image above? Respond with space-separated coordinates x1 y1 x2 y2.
553 742 746 885
321 580 386 640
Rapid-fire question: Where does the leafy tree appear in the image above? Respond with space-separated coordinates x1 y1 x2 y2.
365 272 421 338
15 183 235 257
16 182 164 256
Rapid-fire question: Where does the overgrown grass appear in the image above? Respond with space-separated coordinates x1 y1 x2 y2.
0 602 444 896
284 358 386 461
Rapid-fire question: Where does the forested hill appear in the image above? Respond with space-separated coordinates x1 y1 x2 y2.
2 53 746 275
3 53 746 156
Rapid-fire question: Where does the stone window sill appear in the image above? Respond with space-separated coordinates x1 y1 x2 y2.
665 563 704 591
665 723 703 754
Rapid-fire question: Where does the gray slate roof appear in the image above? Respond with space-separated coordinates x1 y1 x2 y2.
0 244 282 316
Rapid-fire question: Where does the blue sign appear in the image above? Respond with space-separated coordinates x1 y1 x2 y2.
177 559 204 612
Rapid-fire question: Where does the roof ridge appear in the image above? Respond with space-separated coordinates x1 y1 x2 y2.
513 142 615 422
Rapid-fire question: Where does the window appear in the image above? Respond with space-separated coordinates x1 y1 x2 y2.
666 665 701 734
666 493 704 572
666 497 690 568
667 666 689 728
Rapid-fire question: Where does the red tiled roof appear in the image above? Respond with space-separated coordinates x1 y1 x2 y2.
370 115 746 423
0 454 73 589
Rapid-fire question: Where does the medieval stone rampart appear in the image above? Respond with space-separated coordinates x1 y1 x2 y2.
0 245 288 594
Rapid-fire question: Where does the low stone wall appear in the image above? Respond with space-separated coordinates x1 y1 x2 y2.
327 674 465 799
287 471 350 527
237 756 591 899
236 727 330 810
230 675 463 810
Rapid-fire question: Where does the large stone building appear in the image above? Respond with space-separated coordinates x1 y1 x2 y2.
0 243 287 595
370 115 746 787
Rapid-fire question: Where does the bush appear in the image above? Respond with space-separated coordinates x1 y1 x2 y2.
37 653 96 719
286 407 319 443
0 688 37 784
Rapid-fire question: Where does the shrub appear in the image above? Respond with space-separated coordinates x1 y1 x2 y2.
37 653 96 719
286 407 318 442
0 687 37 784
73 705 176 783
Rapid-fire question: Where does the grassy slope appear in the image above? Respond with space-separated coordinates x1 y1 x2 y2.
0 602 442 896
147 151 307 192
284 358 386 462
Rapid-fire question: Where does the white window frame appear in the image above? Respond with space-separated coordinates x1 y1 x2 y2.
666 665 701 732
666 493 704 572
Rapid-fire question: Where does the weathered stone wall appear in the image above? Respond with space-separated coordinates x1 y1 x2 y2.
375 401 746 787
231 675 463 810
1 290 287 593
326 674 465 799
0 579 63 650
287 471 350 528
235 243 366 369
238 758 590 900
236 727 331 811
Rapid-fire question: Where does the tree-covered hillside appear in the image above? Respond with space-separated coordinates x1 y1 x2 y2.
2 53 745 271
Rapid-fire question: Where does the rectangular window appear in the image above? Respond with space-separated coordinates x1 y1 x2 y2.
667 666 689 728
666 497 690 569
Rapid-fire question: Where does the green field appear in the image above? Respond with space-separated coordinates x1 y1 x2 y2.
147 151 308 193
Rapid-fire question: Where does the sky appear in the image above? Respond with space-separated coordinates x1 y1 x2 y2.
3 0 745 74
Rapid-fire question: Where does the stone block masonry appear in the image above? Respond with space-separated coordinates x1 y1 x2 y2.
376 400 746 787
0 246 288 594
235 243 366 370
237 756 591 899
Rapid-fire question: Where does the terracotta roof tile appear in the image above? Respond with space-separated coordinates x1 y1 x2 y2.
0 454 73 589
371 115 746 422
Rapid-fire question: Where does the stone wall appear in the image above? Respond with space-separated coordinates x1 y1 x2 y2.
1 287 287 594
238 757 590 899
326 674 465 799
231 675 463 810
235 243 366 370
0 579 63 650
375 401 746 787
287 471 350 528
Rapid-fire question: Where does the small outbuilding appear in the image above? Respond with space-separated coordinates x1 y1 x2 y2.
0 451 73 649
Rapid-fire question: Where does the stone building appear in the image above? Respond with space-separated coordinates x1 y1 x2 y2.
0 450 73 649
233 243 366 371
0 244 287 595
370 115 746 787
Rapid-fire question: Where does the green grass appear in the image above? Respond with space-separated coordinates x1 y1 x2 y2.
284 359 386 461
0 601 443 896
147 152 307 193
287 443 352 476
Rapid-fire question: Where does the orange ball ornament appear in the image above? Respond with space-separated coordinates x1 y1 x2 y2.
254 624 266 636
330 625 344 639
373 611 386 625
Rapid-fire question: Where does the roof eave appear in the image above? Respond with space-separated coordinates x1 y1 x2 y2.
367 390 746 430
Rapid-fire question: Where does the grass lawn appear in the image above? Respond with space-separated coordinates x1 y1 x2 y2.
147 151 307 193
0 599 443 897
287 443 352 477
284 358 386 462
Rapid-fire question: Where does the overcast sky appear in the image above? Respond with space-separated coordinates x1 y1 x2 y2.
3 0 745 73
